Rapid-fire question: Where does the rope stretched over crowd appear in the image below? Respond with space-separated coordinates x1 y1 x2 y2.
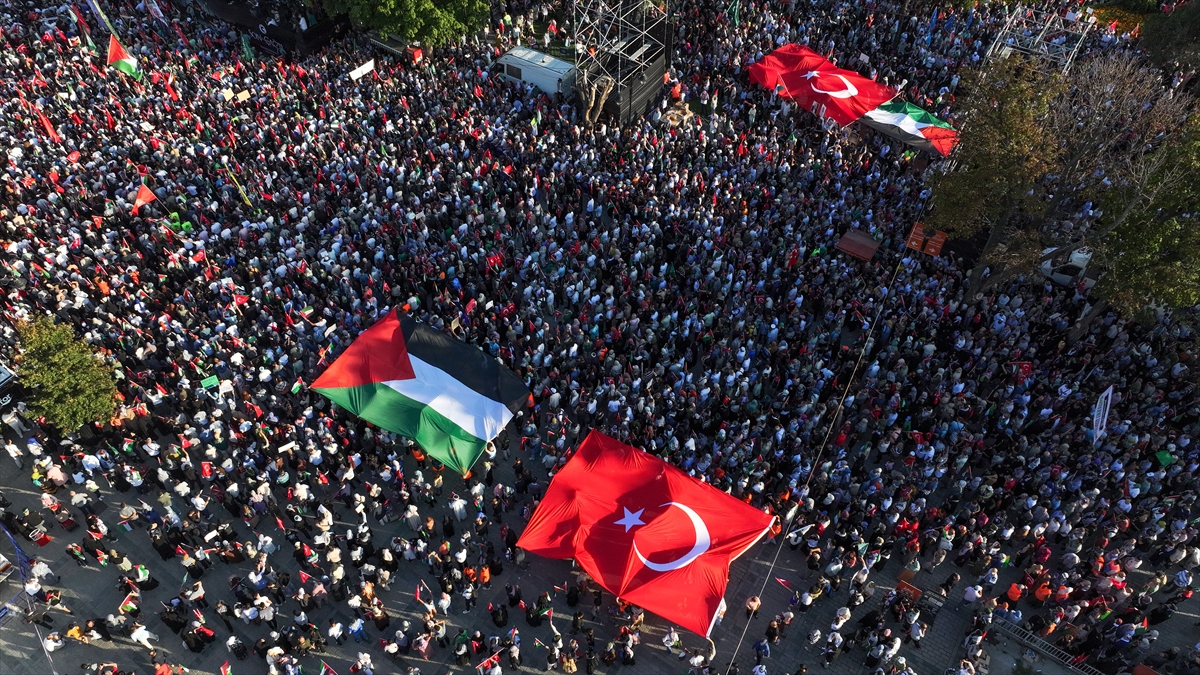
721 254 908 675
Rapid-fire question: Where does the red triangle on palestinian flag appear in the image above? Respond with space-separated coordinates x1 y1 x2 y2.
311 309 415 389
311 310 528 475
220 661 231 675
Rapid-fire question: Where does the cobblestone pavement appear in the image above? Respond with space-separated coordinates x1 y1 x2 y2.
2 440 1197 675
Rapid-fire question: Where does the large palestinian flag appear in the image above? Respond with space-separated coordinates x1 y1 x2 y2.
860 100 959 157
313 310 528 474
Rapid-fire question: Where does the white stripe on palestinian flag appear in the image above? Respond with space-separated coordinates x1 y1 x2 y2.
860 101 958 157
382 355 516 444
861 107 929 138
107 34 142 80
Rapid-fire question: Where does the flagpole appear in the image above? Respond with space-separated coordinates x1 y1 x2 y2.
220 157 253 206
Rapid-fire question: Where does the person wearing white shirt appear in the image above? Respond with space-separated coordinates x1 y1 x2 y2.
4 439 23 468
43 633 65 652
328 620 345 645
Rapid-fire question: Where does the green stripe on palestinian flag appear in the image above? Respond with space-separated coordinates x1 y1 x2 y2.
313 310 528 475
107 34 142 80
860 100 958 157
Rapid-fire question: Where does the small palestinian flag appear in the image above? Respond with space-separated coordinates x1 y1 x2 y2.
319 662 338 675
313 310 528 475
106 34 142 80
220 661 232 675
119 593 138 612
859 100 959 157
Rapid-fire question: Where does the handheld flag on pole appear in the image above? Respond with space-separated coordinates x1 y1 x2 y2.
106 34 143 80
132 184 156 215
119 593 138 613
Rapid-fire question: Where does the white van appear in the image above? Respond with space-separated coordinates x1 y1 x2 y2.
494 46 577 97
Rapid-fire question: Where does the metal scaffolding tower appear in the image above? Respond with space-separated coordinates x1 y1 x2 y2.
574 0 670 124
986 6 1093 74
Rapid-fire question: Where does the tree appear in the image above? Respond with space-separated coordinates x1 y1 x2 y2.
925 57 1062 242
1091 115 1200 318
16 316 117 431
1142 1 1200 73
927 52 1195 300
323 0 489 47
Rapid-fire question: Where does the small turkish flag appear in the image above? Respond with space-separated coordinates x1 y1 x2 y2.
299 570 312 584
518 431 775 636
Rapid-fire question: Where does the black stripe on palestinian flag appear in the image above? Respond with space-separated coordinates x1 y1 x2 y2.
397 312 529 414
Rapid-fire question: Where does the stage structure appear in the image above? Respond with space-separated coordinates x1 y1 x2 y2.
575 0 671 125
986 6 1092 74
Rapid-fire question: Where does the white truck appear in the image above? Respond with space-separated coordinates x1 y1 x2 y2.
493 46 577 97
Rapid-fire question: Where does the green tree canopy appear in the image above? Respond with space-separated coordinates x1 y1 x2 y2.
926 52 1195 308
323 0 489 46
1093 115 1200 316
17 316 117 431
1142 1 1200 72
924 57 1062 240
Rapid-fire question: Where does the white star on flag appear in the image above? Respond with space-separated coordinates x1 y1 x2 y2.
614 507 645 532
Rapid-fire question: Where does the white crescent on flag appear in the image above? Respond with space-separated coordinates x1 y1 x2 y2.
805 71 859 98
632 502 713 572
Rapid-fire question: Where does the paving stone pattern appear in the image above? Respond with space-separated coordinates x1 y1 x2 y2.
1 442 1197 675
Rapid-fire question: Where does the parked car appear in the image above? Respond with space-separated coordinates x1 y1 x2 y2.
1041 247 1098 290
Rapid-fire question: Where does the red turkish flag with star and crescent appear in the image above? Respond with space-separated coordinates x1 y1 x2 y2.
748 44 896 126
518 431 775 636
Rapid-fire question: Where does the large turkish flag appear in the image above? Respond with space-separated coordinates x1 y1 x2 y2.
748 44 896 127
517 431 775 636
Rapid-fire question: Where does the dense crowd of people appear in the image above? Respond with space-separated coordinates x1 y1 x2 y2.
0 0 1198 673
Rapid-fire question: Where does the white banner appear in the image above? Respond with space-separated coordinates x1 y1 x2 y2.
1092 385 1114 447
144 0 169 26
349 59 376 81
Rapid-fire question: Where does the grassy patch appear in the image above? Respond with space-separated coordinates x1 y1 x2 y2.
1092 4 1152 31
526 19 575 62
